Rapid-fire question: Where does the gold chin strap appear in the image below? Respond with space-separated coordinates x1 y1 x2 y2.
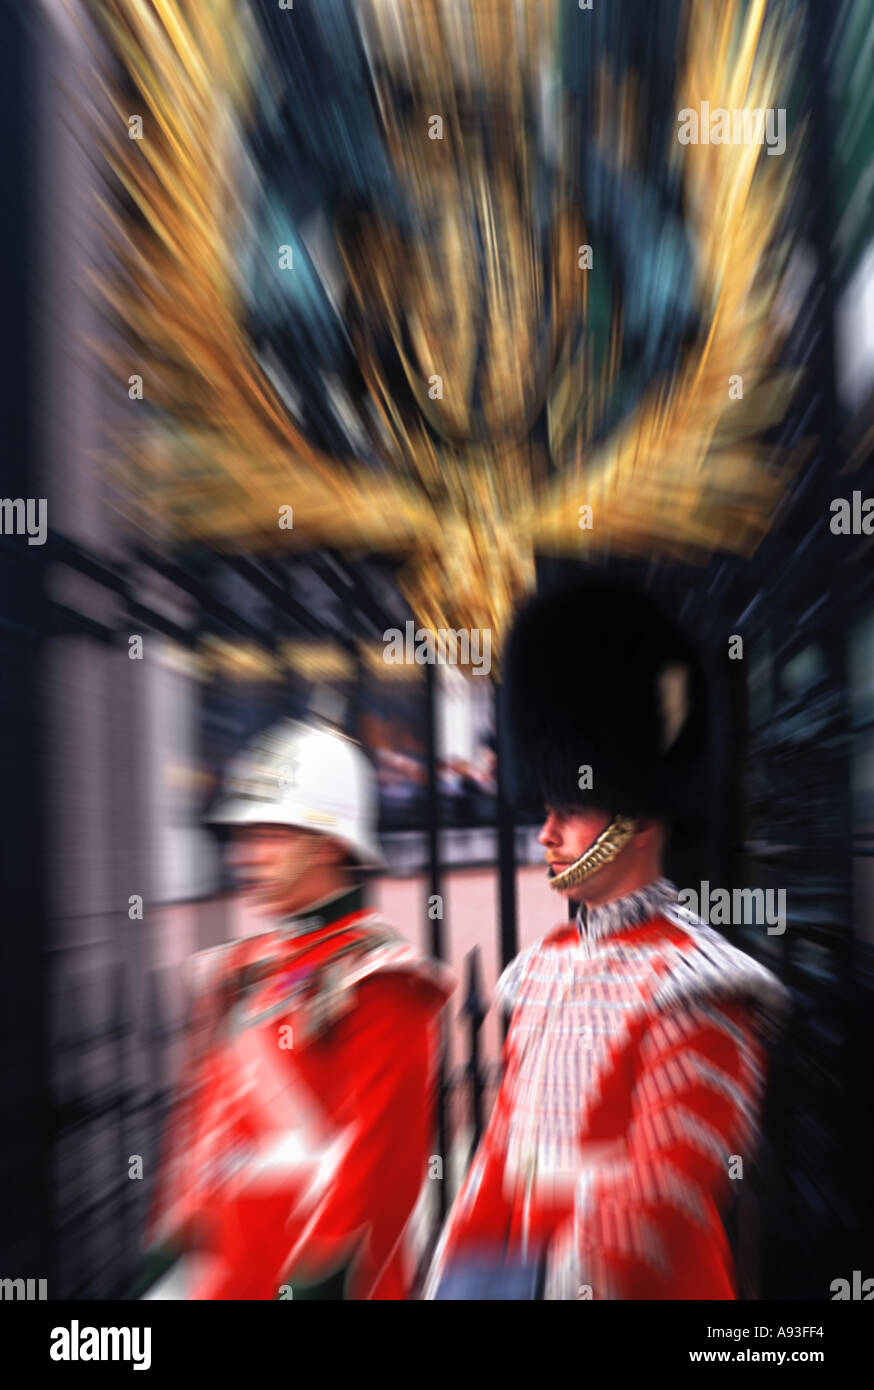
548 815 638 892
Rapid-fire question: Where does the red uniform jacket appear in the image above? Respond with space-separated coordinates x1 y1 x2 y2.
426 881 789 1300
146 903 454 1299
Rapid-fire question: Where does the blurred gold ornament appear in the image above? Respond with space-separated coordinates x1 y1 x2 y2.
84 0 801 653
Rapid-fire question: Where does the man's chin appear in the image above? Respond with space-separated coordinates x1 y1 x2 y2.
546 866 580 899
547 862 611 905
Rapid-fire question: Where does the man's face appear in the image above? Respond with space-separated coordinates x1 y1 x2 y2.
227 824 331 917
537 805 643 907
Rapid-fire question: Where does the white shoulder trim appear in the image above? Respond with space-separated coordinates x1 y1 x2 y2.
657 904 791 1029
337 932 456 1004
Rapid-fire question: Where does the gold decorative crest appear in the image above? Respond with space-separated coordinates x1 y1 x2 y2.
81 0 802 647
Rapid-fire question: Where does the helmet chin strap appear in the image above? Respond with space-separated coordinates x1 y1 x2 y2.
548 815 638 893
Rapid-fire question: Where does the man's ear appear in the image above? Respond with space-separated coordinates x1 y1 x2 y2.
320 835 352 869
316 835 339 865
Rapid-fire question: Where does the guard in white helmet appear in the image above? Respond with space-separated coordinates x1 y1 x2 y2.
140 718 455 1301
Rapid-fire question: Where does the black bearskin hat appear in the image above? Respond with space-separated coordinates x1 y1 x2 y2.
499 577 709 822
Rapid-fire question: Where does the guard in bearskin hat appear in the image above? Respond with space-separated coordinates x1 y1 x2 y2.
426 578 788 1300
140 717 454 1300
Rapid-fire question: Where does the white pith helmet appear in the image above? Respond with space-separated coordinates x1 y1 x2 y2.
206 717 385 869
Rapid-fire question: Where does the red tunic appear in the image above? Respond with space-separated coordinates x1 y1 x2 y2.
426 884 788 1300
146 908 454 1299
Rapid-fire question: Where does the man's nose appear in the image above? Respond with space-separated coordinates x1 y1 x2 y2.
537 813 562 848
